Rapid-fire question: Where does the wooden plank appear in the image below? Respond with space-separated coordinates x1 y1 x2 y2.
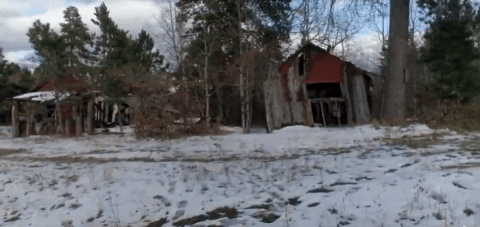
302 84 314 126
277 79 292 128
286 66 296 125
336 101 341 125
341 66 354 125
351 75 371 123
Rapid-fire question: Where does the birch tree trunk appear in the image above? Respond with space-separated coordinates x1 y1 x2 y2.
237 0 247 133
382 0 410 123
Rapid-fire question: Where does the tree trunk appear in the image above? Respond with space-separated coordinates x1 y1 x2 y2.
216 86 223 123
87 99 94 135
237 0 247 133
205 58 210 128
245 69 251 133
203 23 211 129
65 116 72 137
56 102 64 135
382 0 410 123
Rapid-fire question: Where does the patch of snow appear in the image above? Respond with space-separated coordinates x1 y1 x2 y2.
108 125 134 134
0 126 11 138
0 123 477 227
174 118 201 124
13 91 70 103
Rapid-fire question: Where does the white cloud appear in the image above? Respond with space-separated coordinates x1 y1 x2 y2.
4 50 39 69
0 0 387 75
0 0 161 61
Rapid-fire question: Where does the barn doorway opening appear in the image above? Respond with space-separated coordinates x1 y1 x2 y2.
306 82 348 126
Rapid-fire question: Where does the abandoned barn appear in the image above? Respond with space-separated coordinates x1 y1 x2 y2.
9 77 133 137
263 42 382 132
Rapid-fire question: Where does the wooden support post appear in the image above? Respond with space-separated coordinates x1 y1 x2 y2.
104 102 109 123
87 99 94 135
26 103 33 136
11 104 18 137
65 116 71 136
100 102 104 122
74 105 82 136
320 102 326 127
336 101 341 126
26 118 31 137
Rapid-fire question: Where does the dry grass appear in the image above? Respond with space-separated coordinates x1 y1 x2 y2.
0 149 26 157
440 162 480 169
8 156 156 163
415 90 480 133
380 133 450 149
131 75 221 138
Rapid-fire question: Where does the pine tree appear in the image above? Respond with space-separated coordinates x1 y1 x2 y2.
131 30 167 72
91 2 120 67
27 20 69 134
27 20 68 83
418 0 480 101
60 6 92 69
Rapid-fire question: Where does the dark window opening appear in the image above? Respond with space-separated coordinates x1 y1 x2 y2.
306 83 343 99
298 54 304 76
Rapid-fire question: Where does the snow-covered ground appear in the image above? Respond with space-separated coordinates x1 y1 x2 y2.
0 124 480 226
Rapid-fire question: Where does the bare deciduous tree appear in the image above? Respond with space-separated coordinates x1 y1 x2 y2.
153 0 188 71
292 0 366 52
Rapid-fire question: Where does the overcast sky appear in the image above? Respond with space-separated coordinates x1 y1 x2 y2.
0 0 384 73
0 0 165 67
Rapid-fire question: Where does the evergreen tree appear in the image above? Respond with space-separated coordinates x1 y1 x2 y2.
27 20 68 83
90 2 168 132
131 30 167 72
27 20 69 134
60 6 92 69
418 0 480 101
91 2 120 67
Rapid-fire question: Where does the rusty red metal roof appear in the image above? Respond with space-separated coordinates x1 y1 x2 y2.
304 54 344 84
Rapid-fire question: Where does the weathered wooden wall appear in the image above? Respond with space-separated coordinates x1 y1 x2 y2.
264 64 313 132
370 76 384 119
347 73 371 124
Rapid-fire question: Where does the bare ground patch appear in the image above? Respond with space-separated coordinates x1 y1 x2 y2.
7 156 156 164
0 149 26 157
379 132 452 149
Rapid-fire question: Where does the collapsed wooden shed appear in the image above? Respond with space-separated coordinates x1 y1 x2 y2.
263 42 378 132
9 77 134 137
